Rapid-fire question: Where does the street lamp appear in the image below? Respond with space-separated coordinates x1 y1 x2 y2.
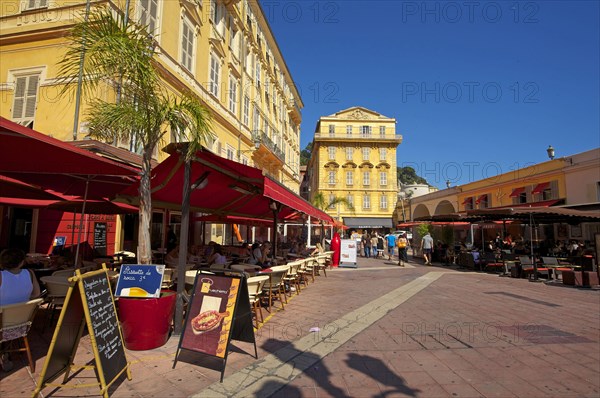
546 145 555 160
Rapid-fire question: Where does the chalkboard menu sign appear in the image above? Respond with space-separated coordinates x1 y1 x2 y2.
33 267 131 398
174 272 255 382
115 265 165 298
94 222 107 256
83 272 128 384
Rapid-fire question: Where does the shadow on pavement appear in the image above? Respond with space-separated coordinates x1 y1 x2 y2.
262 338 350 398
345 353 420 397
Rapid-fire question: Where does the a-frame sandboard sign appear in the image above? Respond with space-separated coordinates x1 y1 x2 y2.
33 265 131 398
173 270 256 382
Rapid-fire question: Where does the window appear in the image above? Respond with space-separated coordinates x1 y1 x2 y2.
380 195 388 209
328 171 336 185
363 171 370 186
209 53 221 97
329 124 335 136
228 76 238 114
226 145 235 160
379 148 387 161
328 194 336 209
360 125 372 137
346 194 354 209
328 146 335 159
346 147 353 160
229 21 240 59
255 58 261 87
379 126 386 136
24 0 48 10
243 95 250 126
253 104 260 130
379 172 387 186
346 125 352 136
346 171 353 186
241 156 249 165
139 0 159 34
12 74 40 128
211 0 226 37
362 147 370 160
181 18 195 72
517 192 527 204
363 195 370 209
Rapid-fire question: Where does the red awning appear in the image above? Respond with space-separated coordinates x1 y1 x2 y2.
509 187 525 197
46 199 138 214
0 117 139 199
118 147 334 223
0 175 66 202
531 182 550 195
475 194 487 205
461 197 473 205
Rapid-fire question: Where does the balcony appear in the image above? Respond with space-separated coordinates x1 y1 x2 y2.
314 132 403 143
252 129 285 166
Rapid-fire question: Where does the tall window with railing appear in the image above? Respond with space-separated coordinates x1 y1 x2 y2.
360 125 372 137
363 171 370 186
379 125 386 137
346 171 353 186
328 146 335 159
379 172 387 187
380 195 388 209
362 147 370 160
346 125 352 136
379 148 387 161
363 194 370 210
328 171 336 185
328 124 335 136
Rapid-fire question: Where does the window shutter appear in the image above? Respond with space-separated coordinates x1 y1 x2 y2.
12 76 26 119
24 75 39 118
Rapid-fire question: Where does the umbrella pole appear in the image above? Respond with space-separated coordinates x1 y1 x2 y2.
530 213 538 281
74 178 89 267
175 159 192 335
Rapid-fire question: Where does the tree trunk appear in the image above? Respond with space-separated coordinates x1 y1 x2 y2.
137 147 153 264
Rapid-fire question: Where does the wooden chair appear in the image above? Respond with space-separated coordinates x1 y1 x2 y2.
315 254 329 276
283 261 302 295
262 265 289 312
246 275 269 326
0 298 44 372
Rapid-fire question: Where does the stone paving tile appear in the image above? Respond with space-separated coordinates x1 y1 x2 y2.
440 383 484 397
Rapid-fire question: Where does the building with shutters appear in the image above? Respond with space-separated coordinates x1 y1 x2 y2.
306 107 403 231
0 0 303 251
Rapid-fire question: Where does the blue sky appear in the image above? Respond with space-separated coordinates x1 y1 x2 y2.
264 0 600 189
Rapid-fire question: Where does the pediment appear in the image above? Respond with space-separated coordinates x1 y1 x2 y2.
327 106 391 120
324 161 340 168
359 161 374 169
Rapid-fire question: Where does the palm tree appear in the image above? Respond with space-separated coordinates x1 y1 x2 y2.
311 192 354 240
58 8 212 264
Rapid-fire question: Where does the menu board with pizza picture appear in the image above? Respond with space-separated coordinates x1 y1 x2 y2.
174 270 256 381
180 273 239 357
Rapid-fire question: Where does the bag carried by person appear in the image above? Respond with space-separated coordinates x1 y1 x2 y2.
397 237 408 249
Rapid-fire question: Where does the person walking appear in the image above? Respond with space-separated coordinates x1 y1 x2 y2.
363 231 372 258
385 232 397 261
397 233 409 266
421 232 434 265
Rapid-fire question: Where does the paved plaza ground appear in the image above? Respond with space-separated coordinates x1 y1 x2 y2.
2 255 599 397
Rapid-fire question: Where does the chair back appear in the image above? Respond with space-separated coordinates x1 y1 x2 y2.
266 265 289 288
542 256 559 266
246 275 269 297
518 256 533 266
40 276 71 298
0 298 44 342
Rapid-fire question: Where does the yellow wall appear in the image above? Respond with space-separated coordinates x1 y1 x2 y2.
309 107 403 221
0 0 302 190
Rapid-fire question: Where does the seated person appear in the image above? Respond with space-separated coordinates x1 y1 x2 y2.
0 248 41 305
207 245 228 266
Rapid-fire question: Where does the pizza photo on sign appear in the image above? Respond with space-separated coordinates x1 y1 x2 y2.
191 310 229 335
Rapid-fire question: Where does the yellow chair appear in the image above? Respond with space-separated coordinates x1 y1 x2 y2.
0 298 44 372
40 276 70 326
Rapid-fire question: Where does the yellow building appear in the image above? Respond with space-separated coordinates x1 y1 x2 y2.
0 0 302 190
308 107 403 231
0 0 303 248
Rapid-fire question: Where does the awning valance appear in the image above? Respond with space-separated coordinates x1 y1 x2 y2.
344 217 393 229
475 194 488 204
509 187 525 197
532 182 550 195
461 197 473 205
